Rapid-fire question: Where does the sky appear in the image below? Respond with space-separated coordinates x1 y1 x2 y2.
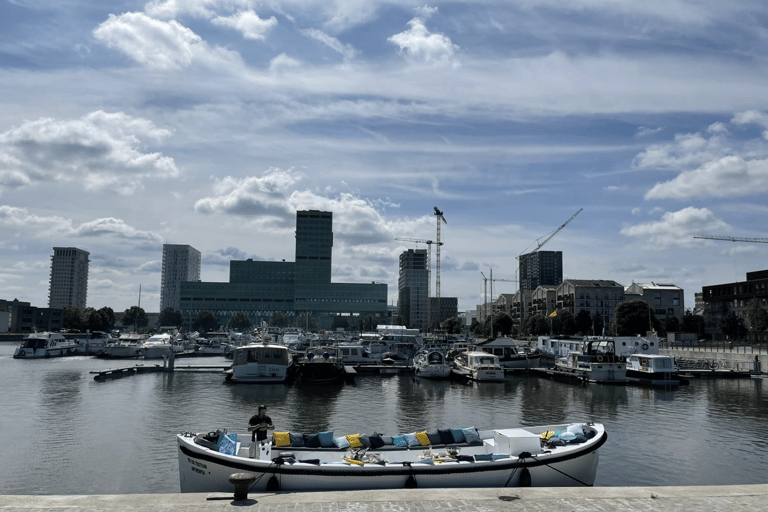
2 0 768 316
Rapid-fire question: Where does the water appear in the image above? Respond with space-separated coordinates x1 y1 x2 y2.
1 342 767 494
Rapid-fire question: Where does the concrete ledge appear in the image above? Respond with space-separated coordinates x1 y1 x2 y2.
2 485 768 511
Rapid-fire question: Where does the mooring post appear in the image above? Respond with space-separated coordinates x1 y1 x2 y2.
228 472 257 500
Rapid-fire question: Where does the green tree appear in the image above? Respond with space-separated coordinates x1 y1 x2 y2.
664 315 681 335
228 312 253 331
331 315 349 330
524 313 549 336
269 312 288 328
680 309 704 335
98 307 115 331
295 312 317 331
361 314 377 332
470 318 481 336
83 308 105 332
63 306 84 331
614 299 660 336
720 311 745 340
486 312 514 336
745 298 768 340
157 308 183 328
442 316 462 334
551 309 576 335
121 306 149 331
194 310 219 333
574 309 592 335
592 312 605 337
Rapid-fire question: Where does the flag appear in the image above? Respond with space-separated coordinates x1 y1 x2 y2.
548 311 557 318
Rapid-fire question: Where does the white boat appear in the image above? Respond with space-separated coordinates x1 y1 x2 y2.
141 333 176 359
626 354 685 386
177 422 606 492
555 339 628 384
472 338 540 369
13 332 82 359
225 342 293 383
452 351 505 382
413 350 451 379
76 331 114 355
100 333 146 358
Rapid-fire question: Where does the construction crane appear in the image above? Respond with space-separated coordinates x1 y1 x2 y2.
693 235 768 243
434 207 447 329
517 208 583 324
395 237 440 332
481 270 515 328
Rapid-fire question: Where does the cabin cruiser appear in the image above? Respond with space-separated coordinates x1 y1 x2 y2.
13 332 83 359
413 350 451 379
295 349 346 384
140 333 177 359
555 339 628 383
452 351 505 382
178 422 606 492
100 333 146 358
472 338 540 369
626 354 686 386
75 331 114 355
225 341 293 383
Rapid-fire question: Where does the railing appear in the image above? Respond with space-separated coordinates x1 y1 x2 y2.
661 342 768 354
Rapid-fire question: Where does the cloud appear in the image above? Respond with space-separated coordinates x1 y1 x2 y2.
0 111 180 195
633 127 730 171
204 247 254 266
620 207 729 247
388 17 459 67
636 126 664 138
302 28 358 60
732 110 768 140
71 218 164 245
93 12 241 70
211 10 277 40
194 168 303 216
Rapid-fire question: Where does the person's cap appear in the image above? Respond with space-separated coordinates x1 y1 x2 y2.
258 404 267 410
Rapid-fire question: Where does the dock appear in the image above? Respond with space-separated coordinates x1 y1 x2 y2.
91 364 230 381
1 484 767 512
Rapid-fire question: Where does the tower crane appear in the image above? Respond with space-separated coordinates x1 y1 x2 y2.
395 237 440 332
517 208 583 324
434 207 447 329
693 235 768 243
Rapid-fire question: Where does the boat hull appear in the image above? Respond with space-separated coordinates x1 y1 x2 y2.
178 425 605 492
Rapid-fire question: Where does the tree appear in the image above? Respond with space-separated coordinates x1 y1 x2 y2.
194 310 219 333
592 312 604 337
550 309 576 335
361 314 377 332
614 299 660 336
574 309 592 335
331 315 349 330
63 306 85 331
121 306 149 331
442 316 462 334
228 312 253 331
720 311 745 340
524 313 549 336
745 298 768 340
681 309 705 336
83 308 106 332
269 312 288 328
664 315 680 335
295 312 317 331
157 308 183 328
470 318 481 336
484 312 514 337
98 307 116 331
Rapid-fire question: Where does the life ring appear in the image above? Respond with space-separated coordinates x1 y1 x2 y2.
596 355 604 362
642 344 649 351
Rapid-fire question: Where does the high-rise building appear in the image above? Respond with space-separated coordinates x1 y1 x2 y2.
160 244 201 312
398 249 429 331
49 247 89 309
519 250 563 291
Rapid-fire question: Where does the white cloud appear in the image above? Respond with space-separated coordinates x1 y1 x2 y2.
194 168 303 216
269 53 302 71
302 28 359 60
93 12 241 70
636 126 663 138
388 17 459 67
211 10 277 40
0 111 180 195
633 130 730 170
620 207 729 247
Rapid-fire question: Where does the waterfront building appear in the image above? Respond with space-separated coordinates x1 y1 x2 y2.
624 282 684 320
429 296 458 329
180 210 387 331
48 247 89 309
507 289 533 326
555 279 625 327
702 269 768 342
160 244 201 313
0 299 63 333
519 251 563 291
398 249 429 331
530 285 558 318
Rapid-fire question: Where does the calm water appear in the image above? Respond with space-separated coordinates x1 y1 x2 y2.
1 342 767 494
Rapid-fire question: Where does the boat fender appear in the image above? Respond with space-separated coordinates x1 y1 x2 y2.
520 467 531 487
266 475 280 492
405 475 418 489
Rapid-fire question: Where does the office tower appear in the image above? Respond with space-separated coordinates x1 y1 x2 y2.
398 249 428 331
49 247 90 308
160 244 201 312
519 250 563 291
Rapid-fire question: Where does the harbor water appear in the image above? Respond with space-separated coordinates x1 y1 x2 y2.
1 342 767 495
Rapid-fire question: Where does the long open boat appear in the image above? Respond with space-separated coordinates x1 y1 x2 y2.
177 422 606 492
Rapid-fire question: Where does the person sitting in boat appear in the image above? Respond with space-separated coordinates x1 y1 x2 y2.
248 405 274 442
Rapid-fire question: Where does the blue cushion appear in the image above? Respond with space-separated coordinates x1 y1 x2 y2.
392 435 407 447
438 429 454 445
462 427 481 444
474 453 492 461
303 433 321 448
318 431 335 448
333 436 350 449
450 428 465 444
289 432 305 447
403 433 420 447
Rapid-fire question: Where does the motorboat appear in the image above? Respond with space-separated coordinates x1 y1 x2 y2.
224 341 293 383
625 354 686 386
295 349 346 384
100 333 146 358
177 421 606 492
76 331 114 355
13 332 83 359
140 333 176 359
451 351 505 382
413 350 451 379
555 339 628 384
472 338 540 369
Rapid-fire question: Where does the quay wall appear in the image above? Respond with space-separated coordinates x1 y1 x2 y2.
661 346 767 373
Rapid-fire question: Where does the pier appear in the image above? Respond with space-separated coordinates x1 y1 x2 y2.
91 363 230 381
1 485 767 512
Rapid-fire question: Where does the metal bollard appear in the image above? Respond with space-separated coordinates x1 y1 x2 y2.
228 472 257 500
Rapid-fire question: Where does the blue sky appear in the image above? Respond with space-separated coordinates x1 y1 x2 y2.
2 0 768 315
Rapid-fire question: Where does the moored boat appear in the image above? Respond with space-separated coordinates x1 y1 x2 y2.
225 342 293 383
177 421 606 492
452 351 505 382
626 354 686 386
100 333 146 358
555 339 628 384
413 350 451 379
472 337 540 369
13 332 82 359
